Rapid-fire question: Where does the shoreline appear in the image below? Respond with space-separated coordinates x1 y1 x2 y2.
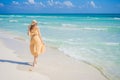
57 51 111 80
81 60 111 80
0 31 109 80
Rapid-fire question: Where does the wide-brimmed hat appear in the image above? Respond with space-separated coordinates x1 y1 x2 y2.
31 20 37 25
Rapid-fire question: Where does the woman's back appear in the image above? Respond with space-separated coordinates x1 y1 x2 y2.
30 26 39 37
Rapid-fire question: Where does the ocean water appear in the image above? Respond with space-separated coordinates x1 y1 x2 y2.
0 14 120 80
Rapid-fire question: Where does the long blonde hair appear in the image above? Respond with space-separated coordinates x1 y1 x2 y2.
30 20 38 31
30 24 35 32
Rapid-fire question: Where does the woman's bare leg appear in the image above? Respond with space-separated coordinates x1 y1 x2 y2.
35 55 38 64
33 55 38 67
29 55 38 71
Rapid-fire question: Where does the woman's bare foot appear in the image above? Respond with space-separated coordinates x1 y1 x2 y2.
29 63 35 71
33 61 37 67
29 66 34 71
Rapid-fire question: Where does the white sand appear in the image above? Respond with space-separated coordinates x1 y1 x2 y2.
0 32 109 80
0 36 50 80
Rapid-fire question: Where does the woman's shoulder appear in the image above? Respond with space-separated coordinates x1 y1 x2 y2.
35 26 40 30
36 26 39 29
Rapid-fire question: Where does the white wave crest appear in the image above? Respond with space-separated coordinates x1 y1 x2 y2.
9 20 18 22
86 17 99 20
48 25 107 31
23 23 29 26
114 17 120 20
62 24 76 27
104 42 120 46
43 38 58 43
62 25 107 31
80 27 107 31
26 16 42 18
59 23 107 31
38 22 48 25
9 15 23 18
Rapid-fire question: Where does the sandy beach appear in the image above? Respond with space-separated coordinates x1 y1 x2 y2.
0 31 109 80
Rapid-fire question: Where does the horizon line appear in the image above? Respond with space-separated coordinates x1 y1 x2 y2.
0 13 120 15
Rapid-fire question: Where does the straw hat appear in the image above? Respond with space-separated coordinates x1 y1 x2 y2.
31 20 37 25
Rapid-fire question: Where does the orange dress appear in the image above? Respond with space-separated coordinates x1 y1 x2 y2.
30 27 44 56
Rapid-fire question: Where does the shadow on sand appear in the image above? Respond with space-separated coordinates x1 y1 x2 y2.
0 59 31 66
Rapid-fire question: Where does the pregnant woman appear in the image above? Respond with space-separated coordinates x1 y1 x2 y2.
28 20 45 70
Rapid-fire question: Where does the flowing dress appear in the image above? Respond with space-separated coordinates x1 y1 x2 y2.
30 27 44 56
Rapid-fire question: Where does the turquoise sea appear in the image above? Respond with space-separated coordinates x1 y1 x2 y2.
0 14 120 80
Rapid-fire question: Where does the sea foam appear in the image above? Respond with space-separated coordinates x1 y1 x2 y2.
114 17 120 20
23 23 29 26
9 20 18 22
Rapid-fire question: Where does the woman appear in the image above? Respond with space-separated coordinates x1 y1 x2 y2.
28 20 45 69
